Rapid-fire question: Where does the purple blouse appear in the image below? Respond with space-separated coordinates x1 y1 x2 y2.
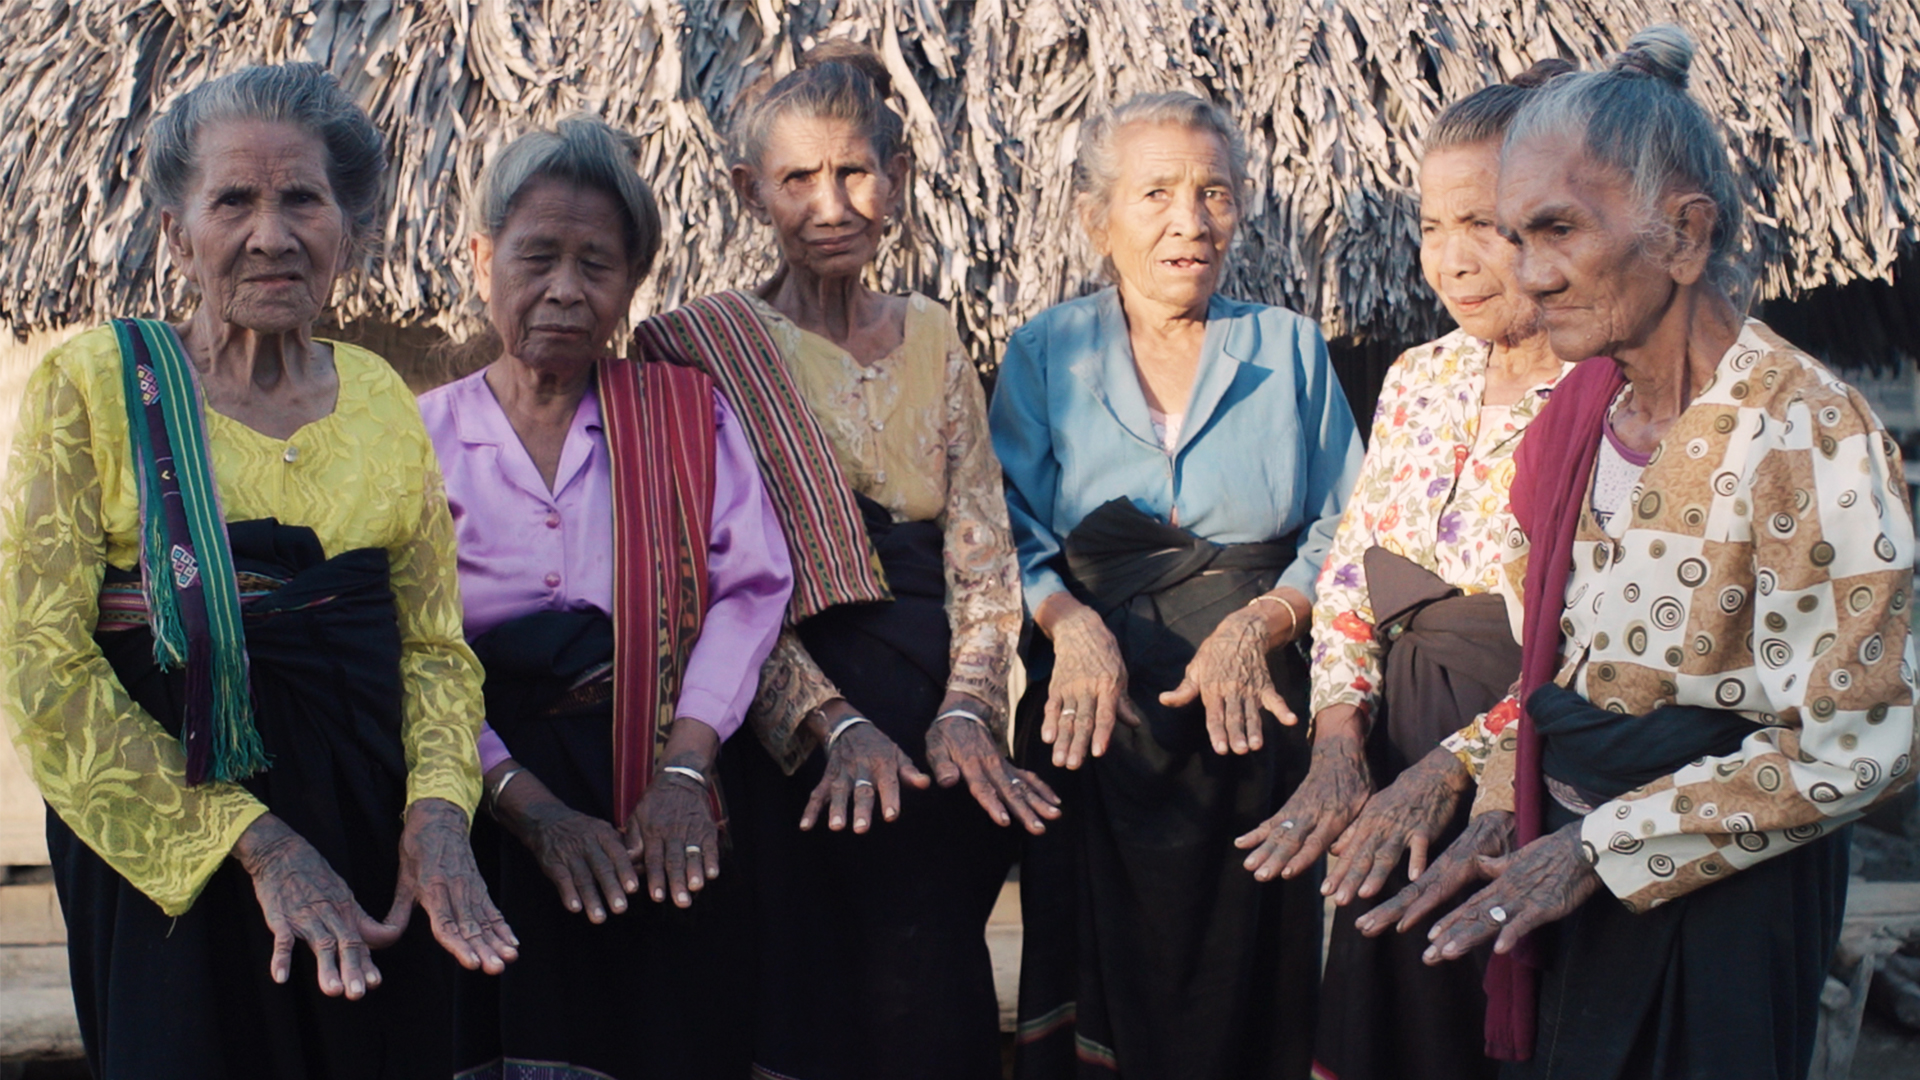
419 368 792 771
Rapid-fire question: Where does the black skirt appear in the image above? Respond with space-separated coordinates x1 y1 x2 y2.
1013 499 1320 1080
452 609 753 1080
729 494 1017 1080
50 520 454 1080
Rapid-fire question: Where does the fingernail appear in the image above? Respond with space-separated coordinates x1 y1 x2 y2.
653 889 665 901
1320 881 1332 895
677 892 690 904
831 815 843 827
349 980 363 996
884 808 897 820
854 818 868 829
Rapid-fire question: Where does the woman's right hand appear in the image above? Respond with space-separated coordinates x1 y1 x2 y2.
1355 809 1515 938
490 763 637 923
1039 599 1143 769
801 700 932 832
1324 745 1473 906
232 813 399 1000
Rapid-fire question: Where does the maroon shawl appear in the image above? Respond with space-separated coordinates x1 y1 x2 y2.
1483 356 1625 1061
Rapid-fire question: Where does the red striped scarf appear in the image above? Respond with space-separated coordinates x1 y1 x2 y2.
633 290 889 622
598 358 719 825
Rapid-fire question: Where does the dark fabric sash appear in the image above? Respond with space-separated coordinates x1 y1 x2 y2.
633 291 890 623
469 611 622 822
111 318 262 784
596 358 717 825
793 492 949 705
1528 683 1756 818
1488 356 1625 1060
1060 497 1295 747
1366 546 1523 778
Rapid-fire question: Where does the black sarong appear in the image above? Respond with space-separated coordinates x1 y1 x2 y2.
49 520 453 1080
452 610 751 1080
731 493 1017 1080
1506 684 1850 1080
1315 549 1521 1080
1014 498 1319 1080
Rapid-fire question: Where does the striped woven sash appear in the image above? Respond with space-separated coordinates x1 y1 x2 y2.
110 319 265 784
633 290 889 622
598 358 718 824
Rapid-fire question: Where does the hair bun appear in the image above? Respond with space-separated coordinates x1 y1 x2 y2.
796 40 894 100
1611 24 1694 88
1510 57 1575 89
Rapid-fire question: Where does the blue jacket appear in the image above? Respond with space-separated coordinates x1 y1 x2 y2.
989 287 1363 610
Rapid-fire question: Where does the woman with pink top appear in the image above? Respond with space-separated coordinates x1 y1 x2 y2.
419 117 792 1080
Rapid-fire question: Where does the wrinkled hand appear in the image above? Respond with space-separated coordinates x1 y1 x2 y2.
801 717 931 832
235 813 397 999
1357 809 1514 937
1044 606 1143 769
1418 820 1600 962
498 779 637 923
624 769 722 908
1163 606 1295 754
926 701 1062 834
386 798 518 975
1235 708 1371 882
1324 745 1472 905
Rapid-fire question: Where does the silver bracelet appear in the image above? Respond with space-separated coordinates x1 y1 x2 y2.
826 715 872 749
488 767 527 814
935 707 992 730
660 764 709 789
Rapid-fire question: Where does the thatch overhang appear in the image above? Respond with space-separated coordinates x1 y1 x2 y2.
3 0 1917 393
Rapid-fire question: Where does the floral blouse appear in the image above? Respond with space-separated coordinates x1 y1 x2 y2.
744 293 1022 772
1310 330 1571 721
1450 321 1917 911
1 328 483 915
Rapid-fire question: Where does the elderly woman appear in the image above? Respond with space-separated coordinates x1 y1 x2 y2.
663 42 1047 1080
0 65 513 1079
1364 27 1916 1080
991 92 1365 1080
422 117 792 1080
1227 64 1576 1080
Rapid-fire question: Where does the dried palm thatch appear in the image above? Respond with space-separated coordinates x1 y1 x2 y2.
2 0 1917 377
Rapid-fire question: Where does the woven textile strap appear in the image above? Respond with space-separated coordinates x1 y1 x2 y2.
110 319 264 784
633 290 889 622
599 358 718 825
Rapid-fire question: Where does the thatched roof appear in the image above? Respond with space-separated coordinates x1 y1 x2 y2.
3 0 1918 373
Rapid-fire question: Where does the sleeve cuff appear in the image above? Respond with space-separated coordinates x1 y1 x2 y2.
674 689 739 742
408 767 484 824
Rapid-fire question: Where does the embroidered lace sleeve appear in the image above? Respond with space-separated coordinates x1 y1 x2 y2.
938 334 1020 736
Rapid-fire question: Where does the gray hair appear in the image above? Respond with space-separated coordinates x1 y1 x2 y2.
472 116 662 282
144 63 386 257
1072 92 1251 237
1426 58 1575 154
1505 25 1750 300
730 41 906 173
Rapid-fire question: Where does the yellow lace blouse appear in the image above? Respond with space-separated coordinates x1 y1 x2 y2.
1 327 483 916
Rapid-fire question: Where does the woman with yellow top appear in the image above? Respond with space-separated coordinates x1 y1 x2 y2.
0 64 513 1080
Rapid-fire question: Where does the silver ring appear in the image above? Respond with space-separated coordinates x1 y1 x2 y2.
1279 820 1297 830
1059 708 1078 719
684 844 703 856
1488 905 1509 924
1010 776 1025 787
853 778 876 789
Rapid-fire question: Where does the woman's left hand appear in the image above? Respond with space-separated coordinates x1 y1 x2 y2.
925 694 1063 834
1419 820 1601 963
1161 591 1304 755
384 798 519 975
623 769 722 909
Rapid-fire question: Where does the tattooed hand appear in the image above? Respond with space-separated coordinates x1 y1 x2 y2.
234 813 398 999
1235 706 1371 881
925 693 1063 834
1356 809 1514 938
1041 601 1143 769
1161 603 1298 754
801 700 932 833
1418 820 1600 962
1324 746 1473 905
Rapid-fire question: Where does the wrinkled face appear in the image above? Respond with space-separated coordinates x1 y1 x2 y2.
1419 142 1539 344
163 120 349 334
1090 122 1239 319
742 114 903 280
474 178 636 374
1496 133 1675 362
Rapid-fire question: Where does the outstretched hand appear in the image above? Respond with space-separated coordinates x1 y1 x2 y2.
1323 745 1472 905
1417 819 1600 963
1235 706 1370 882
1162 591 1307 754
384 798 518 975
801 705 931 832
1356 809 1514 938
925 695 1062 834
234 813 396 999
1041 604 1143 769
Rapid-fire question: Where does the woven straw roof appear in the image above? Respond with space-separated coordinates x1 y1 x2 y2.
3 0 1917 370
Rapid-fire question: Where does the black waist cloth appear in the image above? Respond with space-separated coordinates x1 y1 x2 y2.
453 609 751 1080
1316 548 1521 1080
49 518 453 1080
1507 682 1848 1080
1014 497 1319 1080
731 492 1016 1080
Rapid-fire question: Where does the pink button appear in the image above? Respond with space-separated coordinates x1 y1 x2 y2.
544 513 561 529
543 573 561 588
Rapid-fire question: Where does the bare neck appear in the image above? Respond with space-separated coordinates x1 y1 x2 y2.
1481 330 1563 408
1610 285 1743 453
764 264 881 346
484 353 594 492
177 308 322 396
